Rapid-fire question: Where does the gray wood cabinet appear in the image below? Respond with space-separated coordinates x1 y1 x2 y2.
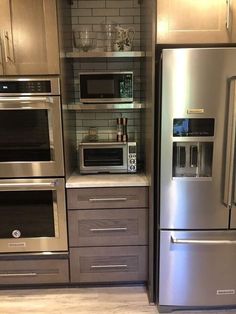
67 186 149 284
68 208 148 247
67 187 148 209
70 246 147 283
0 259 69 285
0 0 60 75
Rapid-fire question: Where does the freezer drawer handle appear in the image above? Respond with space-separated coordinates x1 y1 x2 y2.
89 197 127 202
171 236 236 245
90 227 128 232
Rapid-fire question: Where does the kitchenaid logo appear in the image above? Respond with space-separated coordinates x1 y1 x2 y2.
217 289 235 295
8 242 26 247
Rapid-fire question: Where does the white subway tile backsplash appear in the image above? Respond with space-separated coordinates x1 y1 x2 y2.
106 16 134 24
106 1 133 8
79 16 106 24
78 1 106 9
120 8 140 16
71 0 143 162
82 119 109 127
72 8 92 16
93 8 120 16
133 0 141 8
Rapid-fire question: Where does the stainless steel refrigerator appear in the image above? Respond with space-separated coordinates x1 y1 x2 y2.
158 48 236 311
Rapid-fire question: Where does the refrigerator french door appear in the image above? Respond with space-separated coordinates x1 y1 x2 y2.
158 48 236 310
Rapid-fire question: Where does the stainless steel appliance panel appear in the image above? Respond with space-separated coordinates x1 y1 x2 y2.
160 48 236 229
159 230 236 307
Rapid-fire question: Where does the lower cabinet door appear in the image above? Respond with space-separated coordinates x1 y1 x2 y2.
0 259 69 285
70 246 147 283
159 230 236 307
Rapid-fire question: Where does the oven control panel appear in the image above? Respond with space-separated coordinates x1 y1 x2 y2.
0 80 51 94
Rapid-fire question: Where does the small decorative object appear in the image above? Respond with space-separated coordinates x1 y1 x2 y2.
114 25 135 52
117 118 123 142
74 28 97 52
122 117 128 142
105 24 114 52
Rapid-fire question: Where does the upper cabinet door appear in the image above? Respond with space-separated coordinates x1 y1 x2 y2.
156 0 233 44
0 0 60 76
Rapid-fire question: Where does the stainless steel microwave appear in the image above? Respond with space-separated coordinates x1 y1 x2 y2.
79 72 133 103
79 141 137 174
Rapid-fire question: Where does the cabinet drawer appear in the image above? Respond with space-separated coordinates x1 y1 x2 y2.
70 246 147 283
0 259 69 285
68 208 148 247
67 187 148 209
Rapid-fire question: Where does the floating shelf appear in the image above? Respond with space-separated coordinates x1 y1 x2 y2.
67 102 145 110
66 51 145 58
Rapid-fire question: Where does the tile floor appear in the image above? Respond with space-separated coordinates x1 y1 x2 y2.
0 286 236 314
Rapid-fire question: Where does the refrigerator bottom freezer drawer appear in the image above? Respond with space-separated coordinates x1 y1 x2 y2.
159 230 236 307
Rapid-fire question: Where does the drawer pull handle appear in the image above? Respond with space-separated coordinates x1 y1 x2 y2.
90 264 128 269
0 272 37 277
90 227 128 232
89 197 128 202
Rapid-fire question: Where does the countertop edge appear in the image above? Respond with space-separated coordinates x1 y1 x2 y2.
66 173 149 188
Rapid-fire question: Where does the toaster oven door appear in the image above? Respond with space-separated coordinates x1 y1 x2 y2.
80 144 128 173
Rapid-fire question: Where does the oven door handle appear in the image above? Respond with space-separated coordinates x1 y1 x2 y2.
0 182 57 190
0 97 54 109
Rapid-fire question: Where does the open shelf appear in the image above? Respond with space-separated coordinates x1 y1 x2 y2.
66 51 145 58
67 102 145 110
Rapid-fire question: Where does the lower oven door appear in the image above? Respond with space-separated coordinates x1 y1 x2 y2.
0 96 64 178
0 178 68 253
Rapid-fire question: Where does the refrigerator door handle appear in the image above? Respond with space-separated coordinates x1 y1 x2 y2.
171 236 236 245
223 79 236 208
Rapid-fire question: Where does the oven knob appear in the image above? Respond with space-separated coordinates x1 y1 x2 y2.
12 229 21 238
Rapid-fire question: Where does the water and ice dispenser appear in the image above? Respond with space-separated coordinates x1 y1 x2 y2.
172 118 214 178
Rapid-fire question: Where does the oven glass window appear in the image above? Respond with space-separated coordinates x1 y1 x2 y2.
84 148 124 166
0 191 55 238
0 110 51 161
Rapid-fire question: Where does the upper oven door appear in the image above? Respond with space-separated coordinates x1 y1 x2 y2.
0 96 64 178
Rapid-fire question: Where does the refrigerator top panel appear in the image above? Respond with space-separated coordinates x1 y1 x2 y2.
160 48 236 230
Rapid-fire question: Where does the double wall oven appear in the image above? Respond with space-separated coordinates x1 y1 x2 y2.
0 77 67 254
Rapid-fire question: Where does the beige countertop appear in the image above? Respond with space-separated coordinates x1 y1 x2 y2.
66 172 149 188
